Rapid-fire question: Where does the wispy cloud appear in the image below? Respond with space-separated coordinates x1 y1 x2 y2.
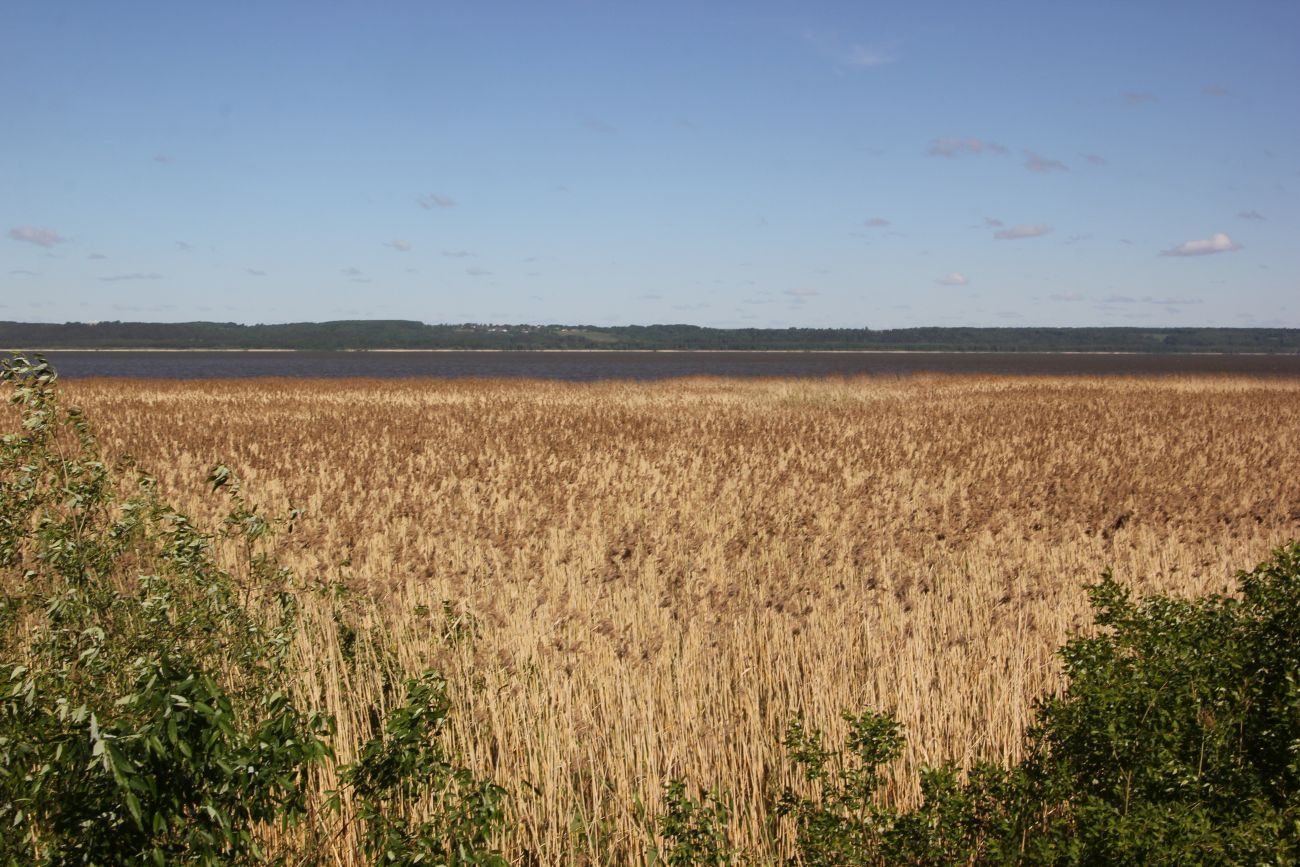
994 223 1052 240
100 272 162 282
928 137 1008 157
937 272 968 286
804 31 897 68
1202 84 1229 97
1238 210 1265 221
1144 295 1203 305
844 44 895 67
175 240 192 252
87 252 108 260
864 217 890 227
417 193 456 209
1082 153 1108 166
246 268 266 277
983 217 1004 228
1123 91 1158 104
9 226 66 247
153 153 174 164
1024 150 1068 173
1050 292 1086 302
1159 232 1241 257
9 269 37 276
784 287 819 301
442 249 472 258
1102 294 1137 304
466 266 492 276
387 239 412 252
581 116 617 134
340 267 363 277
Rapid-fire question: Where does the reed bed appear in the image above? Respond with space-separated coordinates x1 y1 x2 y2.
63 374 1300 864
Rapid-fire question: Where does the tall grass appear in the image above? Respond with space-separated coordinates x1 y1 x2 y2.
54 374 1300 863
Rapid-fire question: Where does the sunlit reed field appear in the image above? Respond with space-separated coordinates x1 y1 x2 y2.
63 374 1300 864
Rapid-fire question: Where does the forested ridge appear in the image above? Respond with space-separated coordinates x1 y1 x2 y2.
3 320 1299 352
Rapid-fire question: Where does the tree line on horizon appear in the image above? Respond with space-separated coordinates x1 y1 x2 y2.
1 320 1298 353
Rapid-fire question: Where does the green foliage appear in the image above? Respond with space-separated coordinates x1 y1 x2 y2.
0 354 328 864
0 354 507 865
776 712 904 865
654 779 734 866
1033 557 1300 864
778 544 1300 865
340 671 508 866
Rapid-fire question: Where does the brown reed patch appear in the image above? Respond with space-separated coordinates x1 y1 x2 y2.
63 374 1300 863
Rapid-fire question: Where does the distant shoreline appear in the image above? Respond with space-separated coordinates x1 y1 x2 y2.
7 323 1298 355
21 347 1295 356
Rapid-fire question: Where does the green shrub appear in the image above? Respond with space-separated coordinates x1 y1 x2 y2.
654 779 734 866
341 670 508 866
779 545 1300 865
0 354 506 865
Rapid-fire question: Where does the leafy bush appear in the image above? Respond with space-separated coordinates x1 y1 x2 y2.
653 779 734 866
341 670 508 866
778 546 1300 865
0 354 506 864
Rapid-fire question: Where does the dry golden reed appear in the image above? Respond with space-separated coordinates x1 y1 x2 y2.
62 374 1300 864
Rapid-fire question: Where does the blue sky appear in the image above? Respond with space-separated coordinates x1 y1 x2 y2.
2 1 1297 328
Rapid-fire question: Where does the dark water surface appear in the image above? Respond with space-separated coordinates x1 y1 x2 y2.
38 350 1300 380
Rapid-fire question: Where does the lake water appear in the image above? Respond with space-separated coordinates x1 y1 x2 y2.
28 350 1300 380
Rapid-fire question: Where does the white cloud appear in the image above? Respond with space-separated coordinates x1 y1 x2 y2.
845 44 895 67
417 193 456 209
387 239 412 252
1159 233 1241 257
937 272 968 286
9 226 66 247
100 272 162 282
804 31 897 68
1143 295 1203 305
994 223 1052 240
581 116 617 134
927 137 1008 157
1024 150 1068 173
